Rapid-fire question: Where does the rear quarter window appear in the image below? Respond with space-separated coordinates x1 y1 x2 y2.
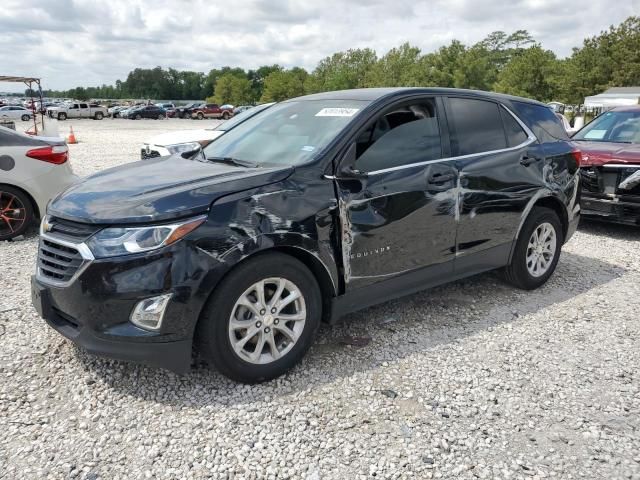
511 101 569 142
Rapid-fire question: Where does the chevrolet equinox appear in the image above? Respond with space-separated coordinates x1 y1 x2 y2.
32 88 581 383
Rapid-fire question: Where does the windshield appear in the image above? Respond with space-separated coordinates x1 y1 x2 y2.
202 100 369 166
214 103 274 132
573 110 640 144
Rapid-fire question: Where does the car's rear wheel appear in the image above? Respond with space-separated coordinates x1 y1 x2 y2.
0 187 33 241
503 207 563 290
135 114 142 120
197 253 321 383
21 114 30 121
58 113 67 121
222 111 230 120
157 114 165 120
94 112 104 120
197 112 204 120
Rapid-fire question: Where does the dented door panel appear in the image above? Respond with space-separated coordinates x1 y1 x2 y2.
336 161 457 290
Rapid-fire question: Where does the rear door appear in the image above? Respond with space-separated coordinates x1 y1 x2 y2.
444 96 539 271
78 103 90 118
335 96 458 290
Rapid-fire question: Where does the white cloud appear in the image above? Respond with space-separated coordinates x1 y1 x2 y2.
0 0 636 91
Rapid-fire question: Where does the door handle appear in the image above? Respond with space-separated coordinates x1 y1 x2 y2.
520 155 541 167
427 172 455 184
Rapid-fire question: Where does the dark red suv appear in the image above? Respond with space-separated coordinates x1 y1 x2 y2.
191 103 233 120
573 106 640 225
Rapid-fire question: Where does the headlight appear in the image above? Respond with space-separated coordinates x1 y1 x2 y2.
86 216 206 258
165 142 201 155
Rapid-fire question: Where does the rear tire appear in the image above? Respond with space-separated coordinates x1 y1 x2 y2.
135 114 142 120
503 207 563 290
94 112 104 120
0 186 34 241
197 112 204 120
222 111 230 120
197 253 322 383
157 114 165 120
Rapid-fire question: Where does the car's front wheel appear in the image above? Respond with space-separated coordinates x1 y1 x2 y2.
197 253 321 383
21 114 30 121
503 207 563 290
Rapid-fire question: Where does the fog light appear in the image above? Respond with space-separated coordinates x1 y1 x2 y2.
130 294 172 331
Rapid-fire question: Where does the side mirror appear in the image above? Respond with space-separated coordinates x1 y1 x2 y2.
337 143 368 179
180 145 201 159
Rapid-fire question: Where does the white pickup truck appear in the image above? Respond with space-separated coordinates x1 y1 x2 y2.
46 102 108 120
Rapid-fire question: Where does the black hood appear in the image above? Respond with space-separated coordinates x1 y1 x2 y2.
48 156 293 224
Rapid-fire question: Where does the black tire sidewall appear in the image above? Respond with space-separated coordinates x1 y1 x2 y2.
510 208 563 289
198 254 322 383
21 114 29 121
0 187 34 240
58 113 66 120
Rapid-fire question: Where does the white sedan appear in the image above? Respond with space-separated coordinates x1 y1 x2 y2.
0 126 77 240
141 103 274 159
0 105 33 121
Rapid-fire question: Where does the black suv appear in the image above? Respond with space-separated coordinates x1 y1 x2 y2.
174 102 205 119
32 88 580 383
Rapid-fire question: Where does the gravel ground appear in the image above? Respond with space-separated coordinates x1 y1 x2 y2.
1 119 640 480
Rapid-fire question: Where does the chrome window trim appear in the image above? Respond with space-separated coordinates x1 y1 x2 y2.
350 104 537 176
601 164 640 169
36 232 94 287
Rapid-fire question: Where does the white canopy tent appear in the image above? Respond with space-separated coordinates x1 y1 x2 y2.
584 87 640 109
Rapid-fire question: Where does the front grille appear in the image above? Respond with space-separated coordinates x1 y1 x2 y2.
38 238 84 283
141 148 161 160
580 168 601 193
46 216 99 242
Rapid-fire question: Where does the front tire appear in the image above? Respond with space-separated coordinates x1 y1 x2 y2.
58 113 67 121
21 114 30 121
135 114 142 120
503 207 563 290
197 112 204 120
197 253 322 383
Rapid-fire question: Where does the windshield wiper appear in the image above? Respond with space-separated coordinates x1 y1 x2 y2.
205 156 258 168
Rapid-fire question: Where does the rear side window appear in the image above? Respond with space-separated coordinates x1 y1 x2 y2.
448 98 507 156
511 102 569 141
501 108 529 147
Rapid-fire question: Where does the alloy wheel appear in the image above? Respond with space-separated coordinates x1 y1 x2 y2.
228 277 306 364
0 191 27 238
526 222 557 277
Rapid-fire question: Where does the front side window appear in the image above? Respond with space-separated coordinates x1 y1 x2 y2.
354 100 442 172
573 110 640 144
202 100 369 167
449 97 507 156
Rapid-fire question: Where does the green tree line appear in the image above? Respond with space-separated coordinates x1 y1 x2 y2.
41 16 640 106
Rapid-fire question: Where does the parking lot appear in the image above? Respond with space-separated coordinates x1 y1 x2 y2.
1 118 640 479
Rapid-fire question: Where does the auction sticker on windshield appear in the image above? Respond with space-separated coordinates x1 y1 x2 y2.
315 108 360 117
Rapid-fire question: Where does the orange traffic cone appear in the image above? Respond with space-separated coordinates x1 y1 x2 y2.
67 126 77 144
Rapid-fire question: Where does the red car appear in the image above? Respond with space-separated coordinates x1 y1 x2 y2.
191 103 233 120
573 106 640 225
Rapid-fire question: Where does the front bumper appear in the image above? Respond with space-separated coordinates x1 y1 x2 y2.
141 143 169 159
581 193 640 226
32 239 227 373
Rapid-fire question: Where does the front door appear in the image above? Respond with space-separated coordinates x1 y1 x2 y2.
335 97 458 290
